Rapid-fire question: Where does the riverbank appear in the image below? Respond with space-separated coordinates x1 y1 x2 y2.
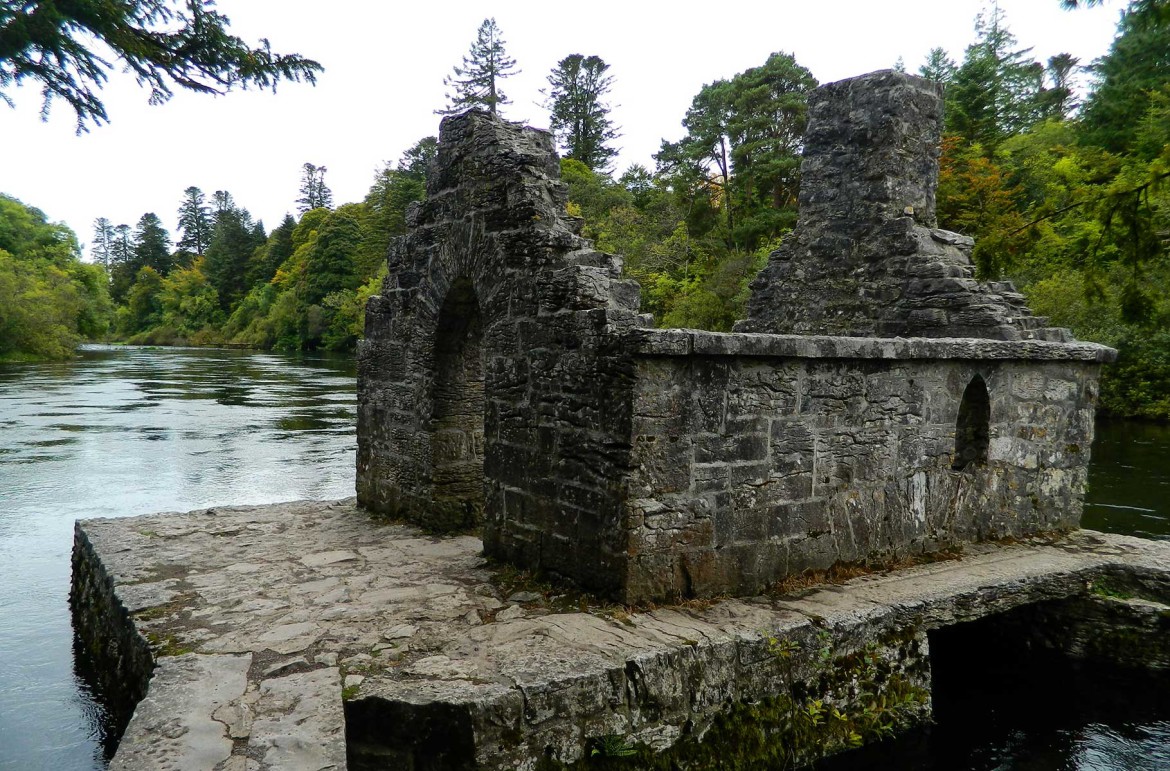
72 498 1170 770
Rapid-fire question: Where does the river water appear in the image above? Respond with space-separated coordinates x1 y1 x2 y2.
0 346 356 769
0 346 1166 769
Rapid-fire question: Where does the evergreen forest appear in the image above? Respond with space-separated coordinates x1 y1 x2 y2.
3 2 1168 420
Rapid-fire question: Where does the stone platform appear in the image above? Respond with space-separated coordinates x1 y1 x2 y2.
72 500 1170 770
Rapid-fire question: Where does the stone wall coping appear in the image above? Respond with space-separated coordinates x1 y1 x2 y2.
630 328 1118 363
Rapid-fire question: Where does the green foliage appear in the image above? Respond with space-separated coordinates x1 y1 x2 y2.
945 8 1051 151
0 0 321 131
296 163 333 215
121 266 164 335
0 195 111 359
656 51 815 252
1080 0 1170 155
545 54 619 171
205 205 263 310
439 18 517 116
176 186 211 257
921 2 1170 419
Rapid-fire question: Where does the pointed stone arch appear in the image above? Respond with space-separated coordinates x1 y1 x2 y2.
429 277 486 530
953 374 990 471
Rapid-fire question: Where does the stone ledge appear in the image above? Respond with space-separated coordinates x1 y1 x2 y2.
630 328 1118 362
72 499 1168 769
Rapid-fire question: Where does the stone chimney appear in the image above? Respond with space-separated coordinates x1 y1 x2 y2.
738 70 1072 342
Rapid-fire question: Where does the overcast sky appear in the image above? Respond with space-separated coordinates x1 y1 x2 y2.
3 0 1125 259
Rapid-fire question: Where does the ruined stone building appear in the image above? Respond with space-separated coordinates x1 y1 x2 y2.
356 70 1114 604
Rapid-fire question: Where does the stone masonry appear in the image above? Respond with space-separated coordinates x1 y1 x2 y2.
357 70 1116 604
70 499 1170 770
737 70 1071 341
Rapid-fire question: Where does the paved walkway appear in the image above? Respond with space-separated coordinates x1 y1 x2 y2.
75 499 1170 770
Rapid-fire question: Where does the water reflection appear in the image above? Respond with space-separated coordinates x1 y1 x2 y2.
1085 420 1170 539
0 345 356 770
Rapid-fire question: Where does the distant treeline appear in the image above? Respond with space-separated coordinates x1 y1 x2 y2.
2 2 1167 420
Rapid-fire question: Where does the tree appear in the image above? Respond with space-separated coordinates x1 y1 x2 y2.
657 78 736 239
919 47 957 86
0 194 112 358
656 51 815 249
296 163 333 214
1039 53 1080 120
212 190 236 221
205 204 262 310
438 18 517 115
248 213 295 286
92 217 115 270
1080 0 1170 154
132 212 172 274
947 8 1045 150
0 0 321 131
176 186 212 257
398 136 438 177
304 205 361 306
545 54 619 171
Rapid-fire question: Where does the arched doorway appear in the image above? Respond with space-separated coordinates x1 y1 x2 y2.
953 374 990 471
430 278 485 528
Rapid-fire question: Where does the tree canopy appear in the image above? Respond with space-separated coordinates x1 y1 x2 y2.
0 0 321 130
438 17 517 115
545 54 619 171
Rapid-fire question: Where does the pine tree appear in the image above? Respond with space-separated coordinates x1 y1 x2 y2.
176 186 212 257
545 54 620 171
212 190 237 221
304 207 361 306
1039 53 1080 120
132 213 172 274
947 8 1046 150
296 163 333 214
1080 0 1170 154
112 224 132 265
205 206 262 311
0 0 320 131
438 18 518 115
919 47 958 85
108 223 134 303
92 217 114 270
249 214 296 286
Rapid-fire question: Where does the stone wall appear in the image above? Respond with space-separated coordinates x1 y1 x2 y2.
738 71 1071 342
70 522 155 745
356 110 645 596
357 71 1115 605
622 330 1107 600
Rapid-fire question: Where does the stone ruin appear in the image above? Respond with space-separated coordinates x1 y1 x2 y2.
356 70 1115 604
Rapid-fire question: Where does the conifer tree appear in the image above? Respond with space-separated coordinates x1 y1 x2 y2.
205 205 261 310
946 8 1046 150
92 217 115 270
545 54 619 171
132 213 172 275
0 0 321 130
304 206 361 306
296 163 333 214
212 190 237 222
176 186 212 257
439 18 518 115
249 214 296 286
919 47 958 85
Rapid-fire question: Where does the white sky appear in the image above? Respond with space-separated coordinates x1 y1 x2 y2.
2 0 1124 259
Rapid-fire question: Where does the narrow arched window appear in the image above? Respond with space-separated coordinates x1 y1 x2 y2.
953 374 990 472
